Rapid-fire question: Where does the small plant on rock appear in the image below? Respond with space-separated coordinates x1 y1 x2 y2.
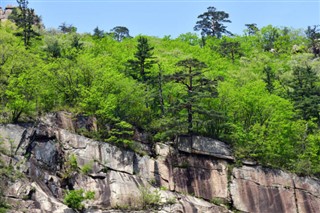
63 189 95 211
139 186 161 210
80 161 93 175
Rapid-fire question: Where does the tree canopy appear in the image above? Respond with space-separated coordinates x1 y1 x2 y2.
194 6 232 39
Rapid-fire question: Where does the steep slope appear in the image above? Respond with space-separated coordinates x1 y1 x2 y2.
0 112 320 212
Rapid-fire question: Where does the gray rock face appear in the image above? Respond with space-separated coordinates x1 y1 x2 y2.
177 135 234 160
58 129 135 174
294 176 320 213
167 153 229 201
231 166 296 213
2 112 320 213
34 140 60 170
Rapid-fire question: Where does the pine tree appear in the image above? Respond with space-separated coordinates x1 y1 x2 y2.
290 65 320 124
167 58 219 135
127 37 156 83
194 6 232 43
9 0 41 48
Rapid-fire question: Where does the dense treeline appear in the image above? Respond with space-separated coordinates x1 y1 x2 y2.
1 4 320 177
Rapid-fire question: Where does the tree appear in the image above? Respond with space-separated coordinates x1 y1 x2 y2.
167 58 218 135
216 37 242 63
110 26 131 42
59 22 77 34
259 25 280 51
127 37 156 83
45 39 61 58
9 0 41 48
194 6 232 41
245 23 259 36
305 25 320 57
289 65 320 124
176 32 201 46
262 65 275 93
93 26 104 39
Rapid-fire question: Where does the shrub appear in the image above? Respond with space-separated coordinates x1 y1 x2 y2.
63 189 95 211
139 186 161 210
80 161 93 175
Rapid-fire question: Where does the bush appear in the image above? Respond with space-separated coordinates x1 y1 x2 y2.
139 186 161 210
80 161 93 175
63 189 95 211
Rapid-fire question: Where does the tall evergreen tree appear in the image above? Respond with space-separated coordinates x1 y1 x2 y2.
217 37 242 63
245 23 259 36
290 65 320 124
9 0 41 48
167 58 218 135
127 37 156 83
263 65 275 93
194 6 232 43
93 26 104 39
58 22 77 34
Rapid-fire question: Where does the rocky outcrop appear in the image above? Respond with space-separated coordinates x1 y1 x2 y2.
168 153 229 201
1 111 320 213
231 166 296 213
177 135 234 160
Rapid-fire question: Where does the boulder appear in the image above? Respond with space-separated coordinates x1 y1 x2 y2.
177 135 234 160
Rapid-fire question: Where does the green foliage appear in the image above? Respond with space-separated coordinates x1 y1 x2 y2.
69 154 78 171
194 6 232 40
210 197 226 206
92 26 104 39
289 65 320 124
127 36 156 82
139 186 161 210
165 58 219 135
110 26 131 42
105 120 135 149
63 189 95 211
9 0 41 48
59 22 77 34
80 161 93 175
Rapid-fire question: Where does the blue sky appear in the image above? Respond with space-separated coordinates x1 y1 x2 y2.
1 0 320 38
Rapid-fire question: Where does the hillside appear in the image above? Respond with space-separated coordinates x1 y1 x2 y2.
1 3 320 212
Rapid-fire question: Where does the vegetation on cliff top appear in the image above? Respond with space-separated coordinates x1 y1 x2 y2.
1 3 320 176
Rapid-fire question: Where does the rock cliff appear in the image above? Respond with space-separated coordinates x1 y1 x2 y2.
0 112 320 212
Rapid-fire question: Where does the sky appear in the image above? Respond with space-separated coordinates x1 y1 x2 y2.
1 0 320 38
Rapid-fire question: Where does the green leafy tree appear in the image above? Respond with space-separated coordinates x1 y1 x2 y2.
194 6 232 43
259 25 280 51
176 32 201 46
127 37 156 82
110 26 131 42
